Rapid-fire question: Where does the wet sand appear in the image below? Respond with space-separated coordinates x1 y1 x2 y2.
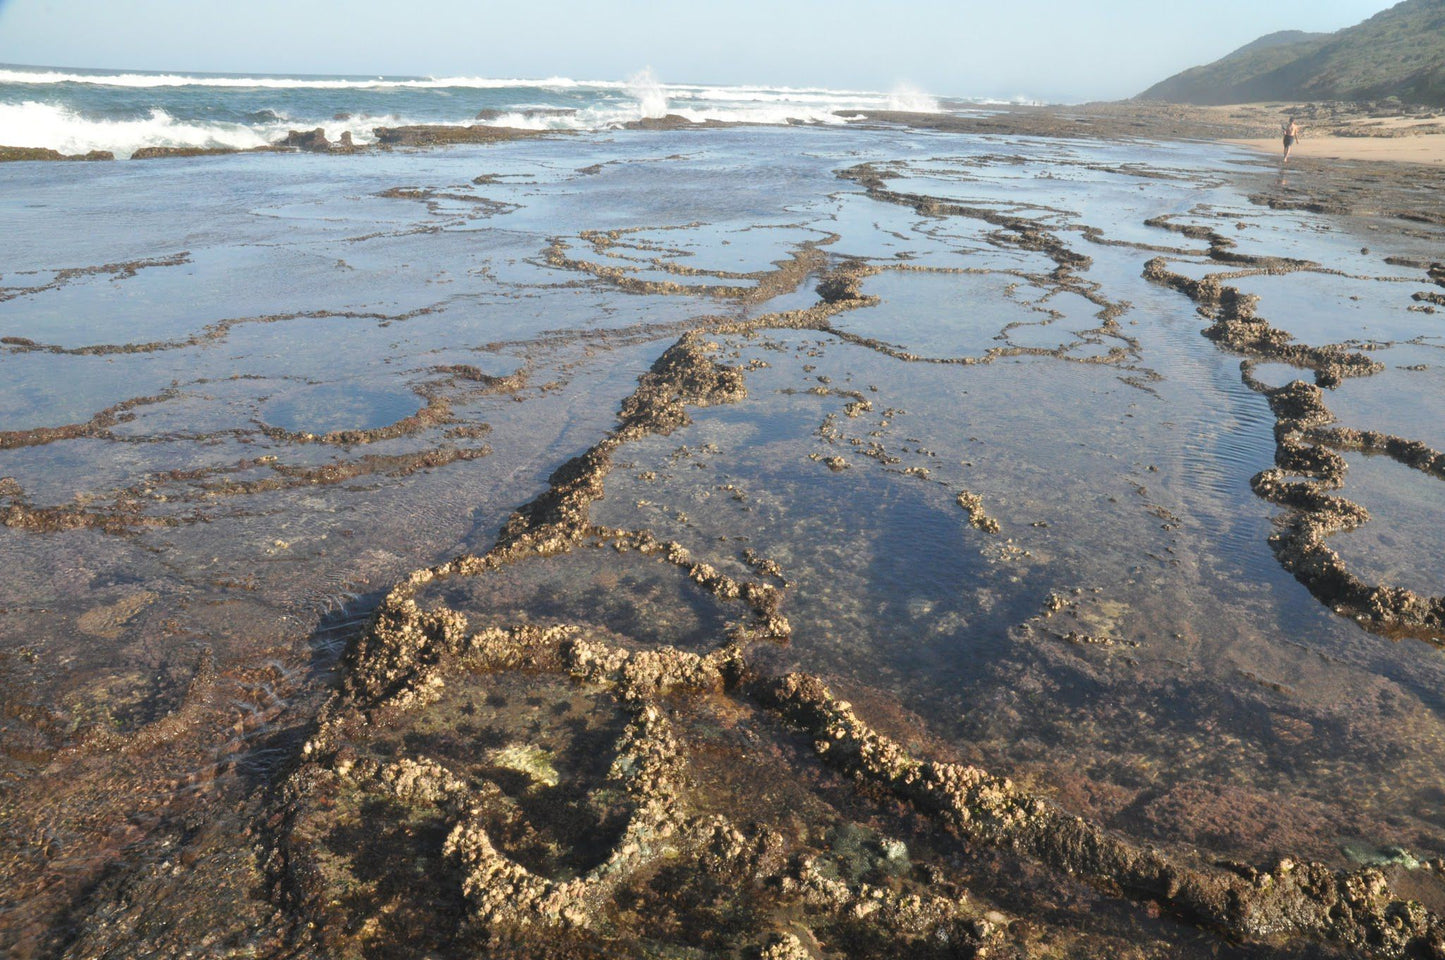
3 106 1445 959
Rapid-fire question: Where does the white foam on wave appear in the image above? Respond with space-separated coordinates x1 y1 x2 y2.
668 104 857 126
0 67 629 91
0 67 955 109
482 100 858 132
0 101 396 158
2 66 926 102
476 70 921 130
670 88 879 109
0 67 968 153
886 83 941 113
669 83 885 104
3 94 860 158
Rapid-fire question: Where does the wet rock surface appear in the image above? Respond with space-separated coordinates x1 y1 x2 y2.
3 120 1445 958
0 146 113 162
372 124 551 147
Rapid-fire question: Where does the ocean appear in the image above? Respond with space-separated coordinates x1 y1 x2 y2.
0 62 959 157
3 61 1445 959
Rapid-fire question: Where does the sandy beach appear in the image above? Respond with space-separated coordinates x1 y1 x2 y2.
1211 103 1445 165
863 98 1445 165
1228 131 1445 164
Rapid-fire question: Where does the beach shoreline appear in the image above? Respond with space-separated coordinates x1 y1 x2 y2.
860 98 1445 165
6 95 1445 167
1225 131 1445 164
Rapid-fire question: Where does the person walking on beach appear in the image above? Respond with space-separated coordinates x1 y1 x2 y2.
1282 117 1300 163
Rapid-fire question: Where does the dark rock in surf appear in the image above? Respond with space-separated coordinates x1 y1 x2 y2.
622 114 730 131
0 146 114 162
278 128 333 152
372 124 547 146
130 146 247 160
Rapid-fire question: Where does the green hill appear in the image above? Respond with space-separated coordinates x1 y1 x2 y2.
1137 0 1445 106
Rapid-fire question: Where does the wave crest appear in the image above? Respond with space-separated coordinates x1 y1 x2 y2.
0 68 991 155
886 83 940 113
0 101 393 159
0 67 623 91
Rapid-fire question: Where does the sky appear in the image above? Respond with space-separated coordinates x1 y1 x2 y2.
0 0 1401 100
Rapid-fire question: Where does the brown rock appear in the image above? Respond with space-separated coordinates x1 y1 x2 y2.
130 146 245 160
277 128 332 152
372 124 546 146
622 114 730 131
0 146 114 162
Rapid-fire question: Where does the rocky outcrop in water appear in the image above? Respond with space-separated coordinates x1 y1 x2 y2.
372 124 549 146
0 146 113 162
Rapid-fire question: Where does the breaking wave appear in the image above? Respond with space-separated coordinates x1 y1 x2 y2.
0 101 394 159
0 65 974 156
0 67 620 90
887 82 941 113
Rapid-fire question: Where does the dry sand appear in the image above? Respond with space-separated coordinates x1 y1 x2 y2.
1201 101 1445 165
869 99 1445 167
1226 132 1445 164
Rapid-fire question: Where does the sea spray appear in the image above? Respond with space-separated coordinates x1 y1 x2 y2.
626 68 669 119
887 82 940 113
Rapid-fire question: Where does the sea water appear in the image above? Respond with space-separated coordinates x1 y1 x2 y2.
0 63 974 157
3 73 1445 958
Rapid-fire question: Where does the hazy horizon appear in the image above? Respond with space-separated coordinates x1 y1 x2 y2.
0 0 1400 102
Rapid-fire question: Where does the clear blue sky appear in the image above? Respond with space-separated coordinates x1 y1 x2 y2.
0 0 1399 100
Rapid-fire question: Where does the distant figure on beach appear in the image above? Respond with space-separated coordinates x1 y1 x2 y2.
1282 117 1300 163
